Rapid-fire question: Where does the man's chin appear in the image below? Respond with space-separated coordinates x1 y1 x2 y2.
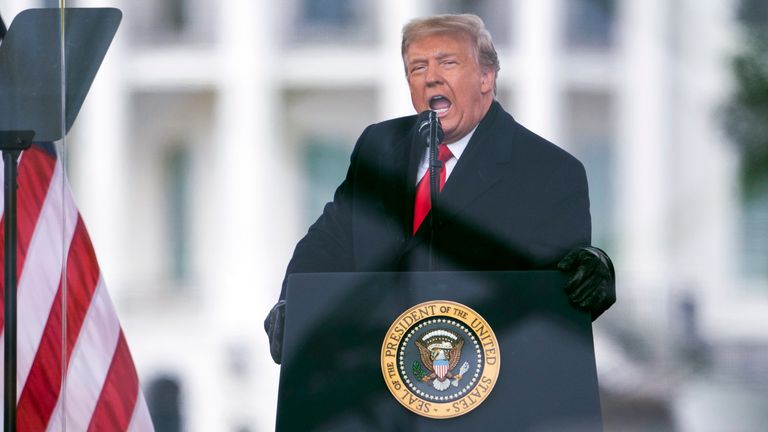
442 131 460 144
440 122 459 142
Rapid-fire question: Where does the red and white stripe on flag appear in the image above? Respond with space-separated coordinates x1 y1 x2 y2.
0 144 154 431
434 363 448 380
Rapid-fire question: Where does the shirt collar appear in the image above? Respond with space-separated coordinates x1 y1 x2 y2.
445 125 477 160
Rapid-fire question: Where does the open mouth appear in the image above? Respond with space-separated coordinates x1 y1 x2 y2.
429 95 452 116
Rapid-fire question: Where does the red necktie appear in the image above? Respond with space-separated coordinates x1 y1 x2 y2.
413 144 453 234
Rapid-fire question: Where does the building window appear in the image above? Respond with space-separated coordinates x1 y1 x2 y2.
301 137 349 225
146 375 183 432
741 187 768 282
430 0 513 47
302 0 354 26
563 90 616 249
165 145 191 283
563 0 615 50
164 0 187 33
131 90 213 290
39 0 60 8
284 88 378 226
285 0 377 45
126 0 216 45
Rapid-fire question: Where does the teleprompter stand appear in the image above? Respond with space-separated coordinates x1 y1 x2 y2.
0 8 121 431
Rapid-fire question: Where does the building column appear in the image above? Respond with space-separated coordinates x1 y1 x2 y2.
615 0 670 323
69 1 129 294
376 0 423 120
515 0 561 143
209 1 280 430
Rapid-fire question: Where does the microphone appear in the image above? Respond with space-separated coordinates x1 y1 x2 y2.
417 110 444 147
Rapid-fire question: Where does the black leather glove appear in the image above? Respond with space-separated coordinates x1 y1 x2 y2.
557 246 616 320
264 300 286 364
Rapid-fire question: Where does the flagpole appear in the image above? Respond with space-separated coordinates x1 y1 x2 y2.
1 132 32 432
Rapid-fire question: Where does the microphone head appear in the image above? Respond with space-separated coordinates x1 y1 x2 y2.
417 110 444 146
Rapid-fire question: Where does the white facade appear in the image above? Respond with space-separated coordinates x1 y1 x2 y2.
2 0 766 430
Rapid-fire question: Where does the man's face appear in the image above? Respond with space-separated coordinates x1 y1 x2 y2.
404 33 495 144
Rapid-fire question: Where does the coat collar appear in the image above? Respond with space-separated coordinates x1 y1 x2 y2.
405 100 515 238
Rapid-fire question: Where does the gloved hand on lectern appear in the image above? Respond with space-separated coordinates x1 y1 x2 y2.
557 246 616 320
264 300 286 364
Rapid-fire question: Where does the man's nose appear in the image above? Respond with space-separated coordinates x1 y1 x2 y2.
425 65 442 86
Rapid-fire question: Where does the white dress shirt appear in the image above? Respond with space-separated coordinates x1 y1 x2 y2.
415 125 478 184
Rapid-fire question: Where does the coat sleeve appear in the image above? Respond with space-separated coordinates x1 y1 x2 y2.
277 126 373 300
527 155 592 269
532 157 616 320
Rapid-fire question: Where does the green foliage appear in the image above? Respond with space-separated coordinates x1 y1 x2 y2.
724 2 768 195
412 361 427 380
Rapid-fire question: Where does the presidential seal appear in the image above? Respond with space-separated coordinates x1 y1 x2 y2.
380 300 500 419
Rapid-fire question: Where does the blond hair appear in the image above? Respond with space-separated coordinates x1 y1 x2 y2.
401 14 500 93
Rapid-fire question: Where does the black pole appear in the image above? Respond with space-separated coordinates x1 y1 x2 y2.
3 150 19 432
428 110 440 271
1 132 32 432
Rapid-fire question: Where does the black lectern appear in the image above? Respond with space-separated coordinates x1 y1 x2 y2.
277 271 603 431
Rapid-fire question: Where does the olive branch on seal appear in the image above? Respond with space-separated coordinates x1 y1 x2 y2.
412 361 427 380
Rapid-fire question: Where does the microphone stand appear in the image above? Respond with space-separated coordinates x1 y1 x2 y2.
427 111 440 271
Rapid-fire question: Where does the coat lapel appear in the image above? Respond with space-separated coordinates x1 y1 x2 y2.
401 125 425 237
377 122 422 240
437 101 512 226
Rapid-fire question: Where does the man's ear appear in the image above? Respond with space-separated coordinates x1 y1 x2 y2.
480 69 495 94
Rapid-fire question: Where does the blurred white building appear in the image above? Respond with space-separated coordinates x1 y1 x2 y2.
2 0 767 430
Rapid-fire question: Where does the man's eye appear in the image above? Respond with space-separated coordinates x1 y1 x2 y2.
411 65 426 73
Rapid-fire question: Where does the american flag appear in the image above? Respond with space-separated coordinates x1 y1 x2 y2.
0 143 153 430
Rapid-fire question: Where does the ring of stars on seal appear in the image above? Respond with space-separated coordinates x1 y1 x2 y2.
399 317 483 402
